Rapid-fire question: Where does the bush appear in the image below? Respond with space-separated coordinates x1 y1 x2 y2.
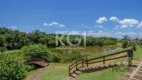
121 40 128 48
0 53 27 80
22 44 52 62
52 49 84 63
0 47 7 53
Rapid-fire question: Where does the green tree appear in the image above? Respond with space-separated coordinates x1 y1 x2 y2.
22 44 53 62
0 54 27 80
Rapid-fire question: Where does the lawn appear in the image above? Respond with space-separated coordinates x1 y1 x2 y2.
76 68 126 80
0 49 21 54
37 47 142 80
76 47 142 80
39 63 69 80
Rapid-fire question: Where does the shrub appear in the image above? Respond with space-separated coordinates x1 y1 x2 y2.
0 53 27 80
52 49 84 63
22 44 52 62
121 40 128 48
0 47 7 53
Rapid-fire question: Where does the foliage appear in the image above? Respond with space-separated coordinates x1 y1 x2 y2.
51 49 84 63
121 40 128 48
0 35 6 47
121 35 140 51
0 27 117 50
0 53 27 80
22 44 53 62
0 47 7 53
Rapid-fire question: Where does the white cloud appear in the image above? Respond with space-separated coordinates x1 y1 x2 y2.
120 25 128 28
116 32 137 36
43 23 48 26
119 19 139 27
7 26 17 29
99 30 103 33
109 17 119 22
49 22 58 26
116 32 122 35
96 17 107 24
94 25 103 28
114 26 119 29
58 24 65 27
43 22 65 27
81 23 88 28
137 21 142 28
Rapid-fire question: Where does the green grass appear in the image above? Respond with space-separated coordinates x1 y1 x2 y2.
40 63 69 80
133 47 142 60
0 49 21 54
77 47 142 80
77 68 126 80
34 46 142 80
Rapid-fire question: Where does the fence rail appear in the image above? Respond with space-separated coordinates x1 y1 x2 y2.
69 49 133 76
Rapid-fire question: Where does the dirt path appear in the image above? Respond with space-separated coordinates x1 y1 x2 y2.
122 59 142 80
25 66 50 80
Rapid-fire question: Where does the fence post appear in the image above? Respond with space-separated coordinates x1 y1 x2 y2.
86 57 88 67
76 61 77 70
103 57 105 64
127 49 133 67
82 59 84 67
69 67 70 76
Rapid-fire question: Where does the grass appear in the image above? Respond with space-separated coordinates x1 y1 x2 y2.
77 68 126 80
76 47 142 80
39 63 69 80
0 49 21 54
34 46 142 80
133 47 142 60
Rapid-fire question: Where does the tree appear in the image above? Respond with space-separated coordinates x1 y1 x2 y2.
22 44 53 62
0 47 7 53
0 54 27 80
0 35 6 47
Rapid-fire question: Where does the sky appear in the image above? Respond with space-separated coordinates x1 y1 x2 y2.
0 0 142 38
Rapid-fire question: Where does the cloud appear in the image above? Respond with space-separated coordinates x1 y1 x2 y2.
43 22 65 27
81 23 88 28
120 25 128 28
116 32 137 36
7 26 17 29
114 26 119 29
137 21 142 28
116 32 122 35
119 19 139 28
94 25 103 28
109 17 119 22
96 17 107 24
43 23 48 26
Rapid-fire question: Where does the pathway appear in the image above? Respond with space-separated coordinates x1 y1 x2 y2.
25 66 50 80
122 59 142 80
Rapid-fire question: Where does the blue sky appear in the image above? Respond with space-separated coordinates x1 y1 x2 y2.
0 0 142 38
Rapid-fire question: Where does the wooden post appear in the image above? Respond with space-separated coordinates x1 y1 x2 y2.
76 61 77 70
127 49 133 67
69 67 70 76
86 57 88 67
82 59 84 67
103 57 105 64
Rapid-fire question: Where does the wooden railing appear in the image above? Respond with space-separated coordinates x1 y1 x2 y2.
69 49 133 76
69 59 85 76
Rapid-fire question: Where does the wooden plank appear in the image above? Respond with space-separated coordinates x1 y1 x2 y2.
88 55 127 64
88 50 127 61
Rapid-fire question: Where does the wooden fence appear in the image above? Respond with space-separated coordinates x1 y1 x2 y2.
69 49 133 76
